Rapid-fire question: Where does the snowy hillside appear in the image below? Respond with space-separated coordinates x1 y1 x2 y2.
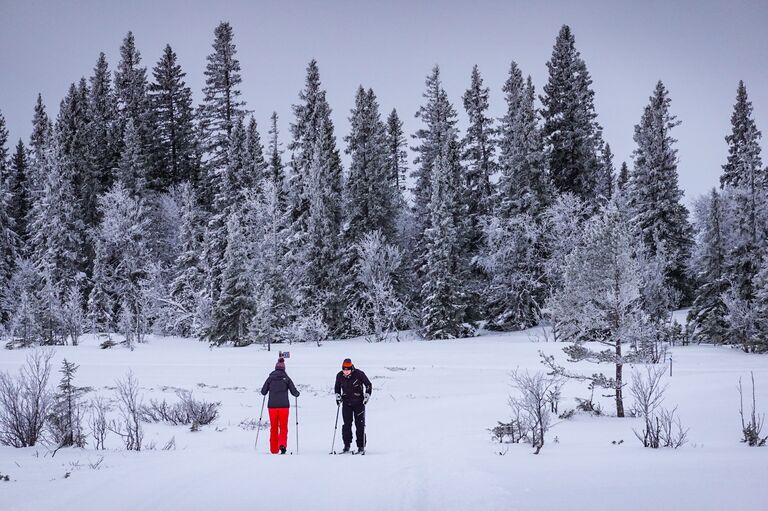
1 329 767 511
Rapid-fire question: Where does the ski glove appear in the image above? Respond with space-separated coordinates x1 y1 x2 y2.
335 393 342 405
363 393 370 405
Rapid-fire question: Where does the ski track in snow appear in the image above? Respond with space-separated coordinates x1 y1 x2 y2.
1 328 767 511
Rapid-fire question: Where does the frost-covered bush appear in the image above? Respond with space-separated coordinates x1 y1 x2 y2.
0 350 53 447
141 390 219 426
738 373 767 447
630 366 688 449
507 369 563 454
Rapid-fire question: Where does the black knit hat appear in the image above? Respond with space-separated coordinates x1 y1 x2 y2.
275 357 286 371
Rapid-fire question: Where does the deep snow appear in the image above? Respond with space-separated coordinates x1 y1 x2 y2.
1 327 767 511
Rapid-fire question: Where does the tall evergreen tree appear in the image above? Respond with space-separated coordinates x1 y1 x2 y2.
461 65 495 227
9 140 31 246
386 109 408 194
496 76 550 218
28 94 52 200
0 123 17 306
0 111 8 184
420 140 472 339
629 81 693 303
86 52 120 225
541 25 602 205
720 81 765 302
617 161 629 192
198 21 247 185
116 119 147 196
496 61 524 217
150 44 197 189
596 142 614 205
687 189 729 343
245 116 268 191
267 111 286 204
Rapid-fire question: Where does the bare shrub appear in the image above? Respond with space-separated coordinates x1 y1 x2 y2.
141 390 219 426
0 350 54 447
88 396 111 450
508 369 564 454
738 372 767 447
109 372 143 451
630 365 688 449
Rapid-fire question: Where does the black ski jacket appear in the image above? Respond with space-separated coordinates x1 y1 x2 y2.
261 370 300 408
334 369 373 405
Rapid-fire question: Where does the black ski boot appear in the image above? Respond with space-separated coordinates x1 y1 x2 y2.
341 444 351 453
279 445 287 454
355 447 365 455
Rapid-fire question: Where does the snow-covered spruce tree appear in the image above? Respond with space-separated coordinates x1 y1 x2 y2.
342 87 399 332
753 262 768 352
150 44 197 189
547 202 665 417
208 212 252 346
496 75 551 219
0 110 10 182
461 64 495 239
85 241 114 335
9 140 31 247
541 25 603 207
386 108 408 194
204 117 247 306
687 190 730 344
287 61 344 333
0 177 18 323
197 21 247 206
115 32 157 180
168 183 207 336
349 230 407 342
411 66 460 294
720 81 765 304
48 359 90 448
26 94 52 203
480 213 545 331
496 61 524 218
60 283 85 345
420 140 473 339
596 142 614 206
629 81 693 304
37 266 64 345
116 119 147 197
617 161 629 193
302 118 345 333
245 116 268 191
92 185 151 344
84 53 120 230
243 181 293 347
4 259 42 346
267 111 286 206
27 135 82 291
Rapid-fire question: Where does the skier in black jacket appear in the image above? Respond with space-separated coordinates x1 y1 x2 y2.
334 358 372 454
261 357 300 454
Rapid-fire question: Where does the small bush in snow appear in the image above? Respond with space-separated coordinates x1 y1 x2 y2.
738 372 767 447
508 369 564 454
0 350 53 447
109 372 143 451
630 366 688 449
88 396 111 450
141 390 220 426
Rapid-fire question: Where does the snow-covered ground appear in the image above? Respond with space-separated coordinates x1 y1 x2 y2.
1 327 767 511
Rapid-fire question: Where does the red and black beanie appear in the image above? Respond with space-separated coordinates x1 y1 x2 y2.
342 358 354 370
275 357 286 371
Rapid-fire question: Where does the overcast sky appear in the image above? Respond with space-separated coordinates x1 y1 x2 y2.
1 0 767 203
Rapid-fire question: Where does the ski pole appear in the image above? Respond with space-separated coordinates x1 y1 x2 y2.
295 395 299 455
254 394 266 450
329 401 340 454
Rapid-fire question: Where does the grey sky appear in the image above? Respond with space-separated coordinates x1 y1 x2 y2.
1 0 767 203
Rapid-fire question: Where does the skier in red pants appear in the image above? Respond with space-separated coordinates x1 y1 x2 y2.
261 357 300 454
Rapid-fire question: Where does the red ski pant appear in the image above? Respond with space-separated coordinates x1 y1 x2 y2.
268 407 290 454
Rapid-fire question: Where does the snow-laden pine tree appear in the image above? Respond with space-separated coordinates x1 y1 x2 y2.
115 32 156 178
617 161 629 193
8 141 29 250
720 81 765 303
27 135 82 291
85 53 120 226
496 76 551 219
4 259 42 345
461 65 495 233
85 241 114 334
198 21 247 200
342 87 400 333
243 180 293 346
245 116 268 191
267 112 286 206
208 212 252 346
547 201 665 417
150 44 197 189
420 140 473 339
0 111 9 183
629 81 693 303
596 142 614 205
541 25 602 206
116 119 147 197
386 109 408 194
687 190 729 344
0 163 18 318
168 183 207 336
27 94 52 202
91 185 151 344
